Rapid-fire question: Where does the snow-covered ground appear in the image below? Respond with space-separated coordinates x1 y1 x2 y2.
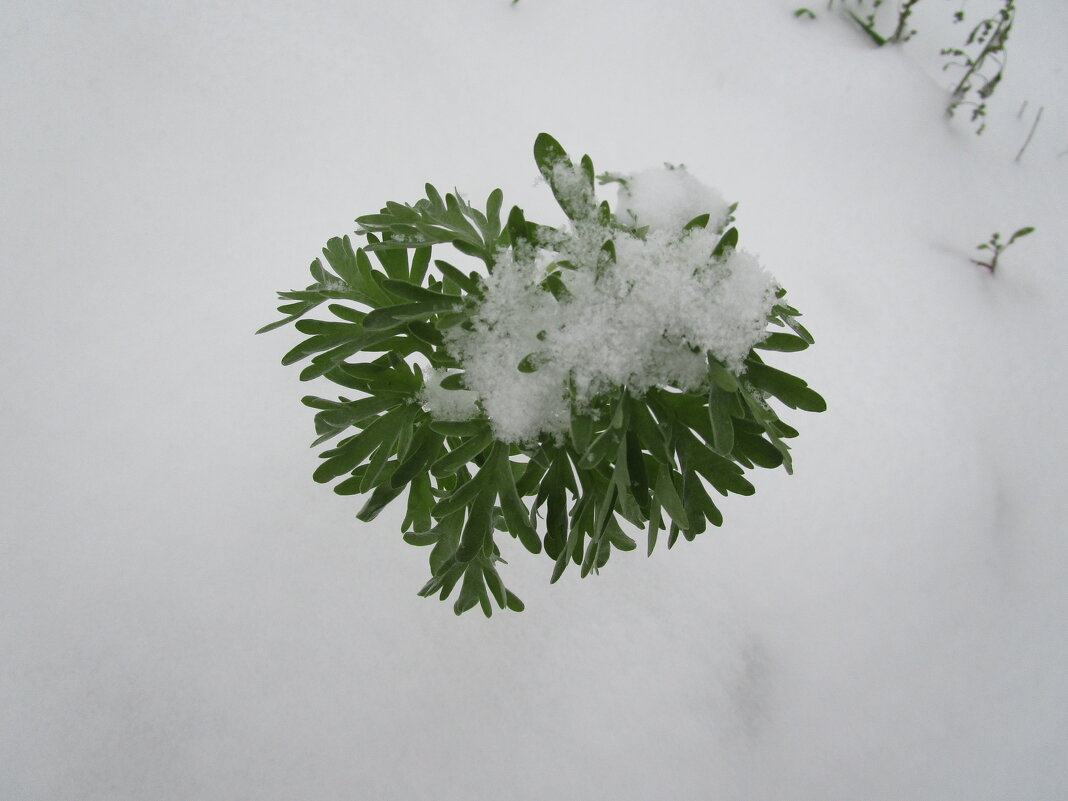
2 1 1066 798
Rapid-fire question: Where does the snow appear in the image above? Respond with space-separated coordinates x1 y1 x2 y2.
419 368 480 422
615 164 732 233
549 160 596 214
444 167 777 443
2 1 1067 799
448 212 778 442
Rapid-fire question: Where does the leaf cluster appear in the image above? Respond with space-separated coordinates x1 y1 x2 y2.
971 226 1034 274
261 134 825 616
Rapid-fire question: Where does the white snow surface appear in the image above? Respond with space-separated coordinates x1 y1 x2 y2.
3 1 1068 800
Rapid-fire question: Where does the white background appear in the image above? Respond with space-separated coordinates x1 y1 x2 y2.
3 1 1066 798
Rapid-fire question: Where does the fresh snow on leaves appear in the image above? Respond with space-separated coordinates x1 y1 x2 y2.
425 166 779 444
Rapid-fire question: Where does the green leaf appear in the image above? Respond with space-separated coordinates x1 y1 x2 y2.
482 562 508 609
647 497 662 556
608 437 641 526
407 320 445 347
540 273 571 302
453 563 485 615
505 590 525 612
707 383 736 455
383 201 420 223
605 520 637 551
733 431 784 470
533 132 595 220
570 410 594 454
486 189 504 233
515 458 548 497
507 205 531 250
543 462 571 573
682 432 754 497
745 361 826 412
438 373 467 391
497 451 541 555
432 474 484 519
371 235 409 279
402 471 434 533
654 466 690 531
362 300 458 331
667 524 680 549
430 429 494 477
598 200 612 227
429 512 464 574
327 304 367 324
429 419 487 437
434 260 482 296
580 154 595 189
410 247 431 285
624 431 651 513
712 227 738 259
517 354 539 373
313 405 416 484
435 563 465 601
452 238 488 262
600 238 616 264
380 280 462 305
403 529 439 546
391 425 446 489
282 332 352 366
683 213 711 231
629 398 672 464
334 361 421 397
579 534 602 578
356 470 408 522
682 471 723 529
707 354 739 392
680 471 707 538
360 417 406 493
579 425 619 470
321 236 361 286
847 9 888 46
756 332 809 352
790 387 826 412
306 395 398 446
456 473 498 563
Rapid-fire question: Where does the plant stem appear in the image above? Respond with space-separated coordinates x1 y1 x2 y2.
951 7 1012 99
888 0 922 43
1015 106 1043 163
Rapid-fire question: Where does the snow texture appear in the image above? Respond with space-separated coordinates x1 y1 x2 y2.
3 1 1068 800
616 165 731 234
440 167 776 443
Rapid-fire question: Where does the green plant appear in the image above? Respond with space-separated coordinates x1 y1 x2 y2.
971 226 1034 273
260 134 825 616
813 1 1017 133
942 1 1016 134
828 0 924 45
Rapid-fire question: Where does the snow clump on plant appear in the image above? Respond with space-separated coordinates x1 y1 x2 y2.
439 166 779 444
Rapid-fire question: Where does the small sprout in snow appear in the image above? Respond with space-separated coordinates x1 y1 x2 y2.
971 227 1035 274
